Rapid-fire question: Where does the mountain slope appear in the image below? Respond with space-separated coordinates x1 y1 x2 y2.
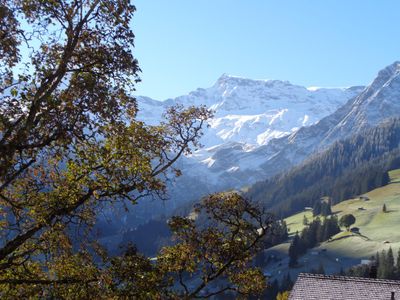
134 75 363 213
128 62 400 220
247 118 400 216
235 61 400 188
137 75 362 147
264 168 400 283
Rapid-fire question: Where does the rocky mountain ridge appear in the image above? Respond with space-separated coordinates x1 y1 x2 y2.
99 61 400 246
138 62 400 214
134 71 369 213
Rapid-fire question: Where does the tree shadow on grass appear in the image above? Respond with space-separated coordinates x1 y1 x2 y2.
328 232 370 242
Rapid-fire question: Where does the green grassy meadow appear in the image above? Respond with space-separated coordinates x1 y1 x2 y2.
263 169 400 281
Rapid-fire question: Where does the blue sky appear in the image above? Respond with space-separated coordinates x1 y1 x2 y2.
133 1 400 100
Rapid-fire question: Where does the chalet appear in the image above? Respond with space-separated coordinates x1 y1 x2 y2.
290 273 400 300
360 196 370 201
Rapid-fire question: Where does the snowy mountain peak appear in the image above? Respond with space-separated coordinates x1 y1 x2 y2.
319 61 400 143
137 74 364 149
376 61 400 79
214 73 293 90
132 62 400 219
365 61 400 93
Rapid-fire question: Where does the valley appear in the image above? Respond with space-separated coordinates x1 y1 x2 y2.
264 169 400 282
127 62 400 226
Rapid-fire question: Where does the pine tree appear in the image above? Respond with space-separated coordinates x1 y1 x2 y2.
282 221 289 240
289 234 300 267
376 251 380 272
378 249 386 279
313 201 322 216
266 279 279 300
303 215 309 225
321 202 332 216
280 273 293 291
322 217 340 241
382 203 387 213
386 247 395 279
395 248 400 279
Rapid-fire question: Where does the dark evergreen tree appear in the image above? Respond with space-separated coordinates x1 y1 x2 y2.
288 233 300 267
396 249 400 278
264 279 279 300
377 250 386 279
322 216 340 241
321 202 332 216
376 251 380 273
386 247 395 279
313 201 322 216
280 273 293 291
382 203 387 213
263 219 289 248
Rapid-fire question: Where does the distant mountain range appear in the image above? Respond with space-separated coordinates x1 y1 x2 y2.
97 62 400 290
132 62 400 216
97 62 399 228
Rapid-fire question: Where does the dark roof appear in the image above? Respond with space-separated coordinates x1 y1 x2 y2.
289 273 400 300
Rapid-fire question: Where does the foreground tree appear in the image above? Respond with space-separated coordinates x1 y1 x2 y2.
0 1 272 298
110 192 273 298
0 0 207 295
276 290 290 300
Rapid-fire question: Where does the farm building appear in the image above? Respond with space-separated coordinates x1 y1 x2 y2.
290 273 400 300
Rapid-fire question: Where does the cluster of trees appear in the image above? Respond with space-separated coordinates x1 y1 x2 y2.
247 118 400 217
0 1 273 298
289 216 341 267
313 199 332 217
264 219 289 248
345 248 400 280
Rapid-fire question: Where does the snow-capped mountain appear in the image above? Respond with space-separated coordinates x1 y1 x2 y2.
281 61 400 155
99 62 400 246
138 75 362 147
246 61 400 186
134 74 364 213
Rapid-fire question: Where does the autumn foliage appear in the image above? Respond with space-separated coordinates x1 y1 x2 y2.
0 1 269 298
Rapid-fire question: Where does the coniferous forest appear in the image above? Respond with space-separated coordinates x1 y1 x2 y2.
247 118 400 217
